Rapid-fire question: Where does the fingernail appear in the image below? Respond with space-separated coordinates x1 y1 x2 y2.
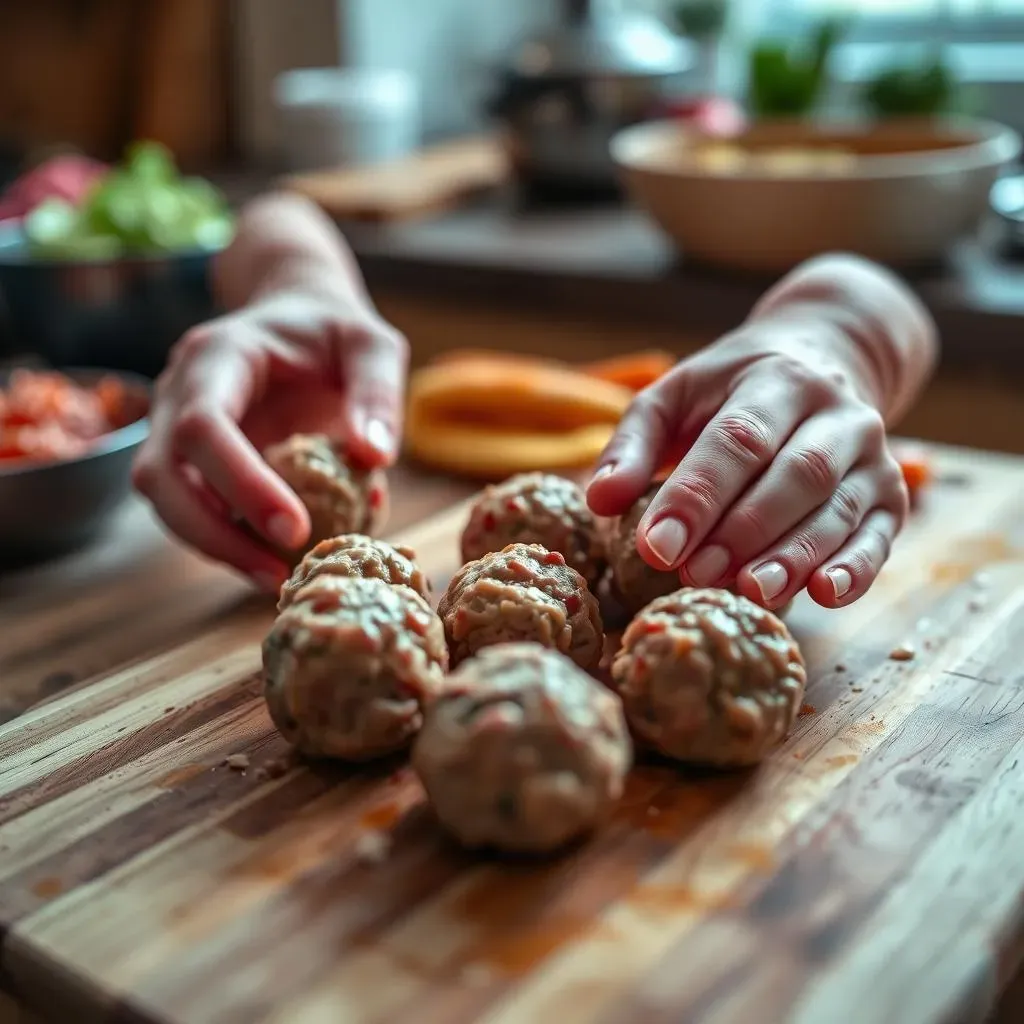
590 462 616 486
826 566 853 599
365 418 394 456
687 545 730 587
750 561 788 603
645 517 688 568
267 513 299 549
252 571 284 594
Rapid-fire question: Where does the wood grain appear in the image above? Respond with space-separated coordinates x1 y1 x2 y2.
2 444 1024 1024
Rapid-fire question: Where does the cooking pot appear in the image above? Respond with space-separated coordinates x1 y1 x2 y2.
487 0 694 194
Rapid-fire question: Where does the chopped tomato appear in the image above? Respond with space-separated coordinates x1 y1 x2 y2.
0 369 139 465
896 446 933 497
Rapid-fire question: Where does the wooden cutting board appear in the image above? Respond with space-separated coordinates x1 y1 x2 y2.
3 444 1024 1024
280 136 509 224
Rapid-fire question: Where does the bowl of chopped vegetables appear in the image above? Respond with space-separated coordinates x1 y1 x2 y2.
0 142 233 379
0 367 150 566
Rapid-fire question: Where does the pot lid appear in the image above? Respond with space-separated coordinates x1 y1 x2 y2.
506 4 694 80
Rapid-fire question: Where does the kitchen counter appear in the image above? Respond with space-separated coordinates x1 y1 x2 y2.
346 200 1024 374
5 444 1024 1023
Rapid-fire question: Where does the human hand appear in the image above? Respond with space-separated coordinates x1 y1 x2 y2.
132 289 408 590
586 311 908 611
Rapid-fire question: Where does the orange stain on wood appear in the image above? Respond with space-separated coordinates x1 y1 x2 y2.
825 754 859 769
726 841 776 873
626 883 737 914
930 534 1021 585
31 877 63 900
799 703 816 717
156 763 209 788
616 767 750 841
359 800 405 832
477 918 617 974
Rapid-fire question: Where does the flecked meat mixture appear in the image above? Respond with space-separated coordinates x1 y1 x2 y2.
438 542 604 671
460 472 605 589
278 533 431 611
413 642 632 853
604 484 683 615
611 588 806 766
262 575 447 760
263 433 388 564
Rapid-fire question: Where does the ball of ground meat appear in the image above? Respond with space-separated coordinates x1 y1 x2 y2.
413 643 631 853
278 534 431 612
604 484 682 615
263 433 388 564
461 473 605 589
262 575 447 760
611 588 805 766
438 543 604 671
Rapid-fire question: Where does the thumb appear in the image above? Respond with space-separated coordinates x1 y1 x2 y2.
338 320 409 468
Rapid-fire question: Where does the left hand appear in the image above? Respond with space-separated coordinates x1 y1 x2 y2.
586 312 909 611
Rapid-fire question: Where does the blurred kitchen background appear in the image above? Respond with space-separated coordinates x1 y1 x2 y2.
1 0 1024 454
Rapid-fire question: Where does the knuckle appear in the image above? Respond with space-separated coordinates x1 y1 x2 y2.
172 404 218 452
830 485 864 532
788 444 842 496
858 407 887 449
655 475 718 522
719 503 771 553
863 523 893 565
775 356 847 404
173 325 213 364
710 411 775 466
786 530 822 569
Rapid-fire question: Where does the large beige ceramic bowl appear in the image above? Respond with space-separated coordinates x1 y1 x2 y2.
611 117 1021 273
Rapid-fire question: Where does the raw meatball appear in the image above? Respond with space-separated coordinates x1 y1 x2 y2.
611 588 806 766
278 534 431 612
605 484 682 615
461 473 605 588
262 575 447 760
413 643 631 853
438 543 603 671
264 433 388 564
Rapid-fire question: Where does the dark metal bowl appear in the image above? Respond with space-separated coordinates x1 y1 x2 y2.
0 368 150 567
0 223 220 379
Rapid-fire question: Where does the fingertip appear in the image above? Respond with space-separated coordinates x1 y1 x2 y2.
265 509 310 551
808 564 867 609
346 411 398 469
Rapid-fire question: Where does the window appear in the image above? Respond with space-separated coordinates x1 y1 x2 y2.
763 0 1024 41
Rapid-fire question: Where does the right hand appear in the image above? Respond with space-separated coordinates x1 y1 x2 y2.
132 290 408 591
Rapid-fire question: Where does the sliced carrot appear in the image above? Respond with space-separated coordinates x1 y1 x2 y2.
899 453 932 494
582 350 676 392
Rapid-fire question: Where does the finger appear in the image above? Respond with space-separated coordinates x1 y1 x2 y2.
729 468 883 608
586 380 680 517
683 406 885 587
135 458 289 590
636 372 808 571
171 337 310 550
807 508 902 609
340 321 408 468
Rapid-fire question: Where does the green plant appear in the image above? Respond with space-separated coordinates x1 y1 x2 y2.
862 51 967 117
747 18 845 118
671 0 729 38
